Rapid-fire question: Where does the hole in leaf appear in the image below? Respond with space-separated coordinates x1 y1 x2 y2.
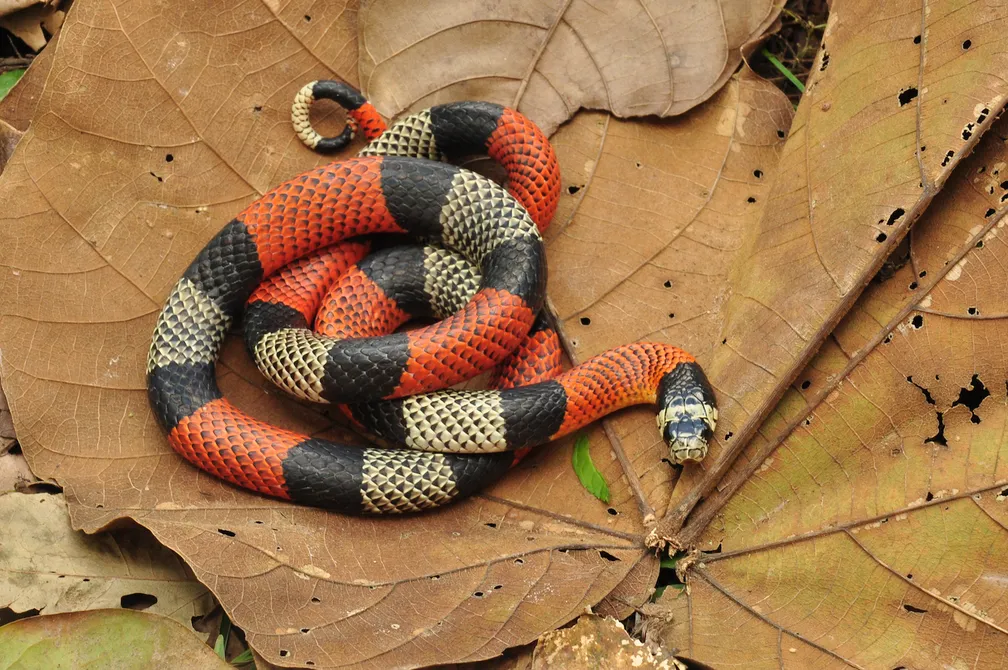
301 628 310 634
876 232 887 243
926 491 935 501
898 88 918 106
493 584 503 590
776 129 785 139
986 208 996 218
473 591 484 598
580 316 591 326
724 432 733 440
253 105 263 113
968 305 979 313
952 374 989 424
747 196 756 203
149 171 163 183
567 185 582 195
819 52 829 71
909 281 918 290
663 280 672 288
906 376 936 405
913 35 921 44
635 161 642 169
668 312 675 319
217 529 235 537
962 39 971 49
304 14 311 21
279 650 289 658
0 608 40 627
165 154 173 162
942 150 954 167
311 597 321 603
121 593 157 610
599 551 620 562
800 380 811 390
485 522 497 529
514 558 524 565
887 208 906 225
884 333 893 344
911 315 923 329
903 603 927 613
607 507 618 516
925 413 947 446
753 169 763 178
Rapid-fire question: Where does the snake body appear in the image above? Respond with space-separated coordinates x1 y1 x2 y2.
147 81 718 514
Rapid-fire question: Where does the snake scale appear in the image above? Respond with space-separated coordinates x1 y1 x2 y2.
146 80 718 514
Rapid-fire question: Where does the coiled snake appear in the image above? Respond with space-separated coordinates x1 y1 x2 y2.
146 81 718 514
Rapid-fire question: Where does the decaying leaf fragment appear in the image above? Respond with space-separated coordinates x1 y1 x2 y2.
532 614 684 670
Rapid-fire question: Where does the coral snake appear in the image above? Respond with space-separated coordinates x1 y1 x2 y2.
146 80 718 514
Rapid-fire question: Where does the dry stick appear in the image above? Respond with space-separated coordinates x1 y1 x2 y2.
0 57 32 72
655 24 1006 548
675 200 1008 548
544 295 657 523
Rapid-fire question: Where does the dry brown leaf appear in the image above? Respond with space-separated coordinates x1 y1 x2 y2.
358 0 783 136
656 0 1008 543
0 492 214 629
0 0 796 665
657 78 1008 669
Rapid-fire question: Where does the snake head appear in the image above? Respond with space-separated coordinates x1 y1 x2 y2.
655 361 717 465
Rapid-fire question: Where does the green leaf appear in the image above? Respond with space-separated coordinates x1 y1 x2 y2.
230 649 254 666
659 550 684 570
214 611 232 659
571 435 609 503
0 69 25 102
760 48 806 93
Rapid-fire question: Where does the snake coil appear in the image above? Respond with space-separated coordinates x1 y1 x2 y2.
146 81 718 514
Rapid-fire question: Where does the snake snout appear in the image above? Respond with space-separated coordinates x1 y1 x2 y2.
655 362 718 465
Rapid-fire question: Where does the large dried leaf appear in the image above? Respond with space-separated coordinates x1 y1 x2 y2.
0 492 213 629
0 609 231 669
656 0 1008 542
659 74 1008 669
0 0 796 667
358 0 783 135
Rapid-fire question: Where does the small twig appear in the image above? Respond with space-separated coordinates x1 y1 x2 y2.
0 57 32 73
